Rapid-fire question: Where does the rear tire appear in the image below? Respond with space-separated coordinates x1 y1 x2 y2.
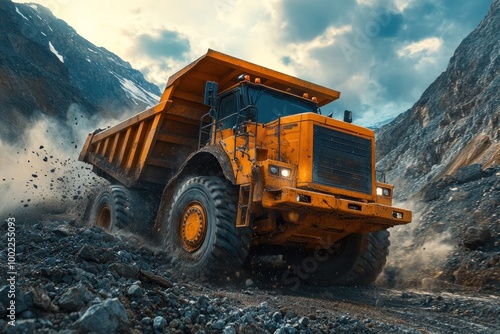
89 185 131 233
89 185 155 236
163 176 251 278
282 230 390 287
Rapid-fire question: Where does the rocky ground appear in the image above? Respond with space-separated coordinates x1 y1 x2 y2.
0 200 499 333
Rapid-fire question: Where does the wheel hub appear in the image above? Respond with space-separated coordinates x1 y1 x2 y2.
180 202 207 252
96 204 112 231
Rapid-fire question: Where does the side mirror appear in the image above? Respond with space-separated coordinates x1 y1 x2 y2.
204 81 219 107
344 110 352 123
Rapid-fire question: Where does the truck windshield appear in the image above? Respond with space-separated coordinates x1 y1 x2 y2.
247 86 318 124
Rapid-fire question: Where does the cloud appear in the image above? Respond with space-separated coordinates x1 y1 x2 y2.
278 0 357 42
272 0 491 125
135 29 190 60
397 37 443 57
126 28 191 87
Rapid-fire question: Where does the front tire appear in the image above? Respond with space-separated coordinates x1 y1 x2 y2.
163 176 251 278
283 230 390 286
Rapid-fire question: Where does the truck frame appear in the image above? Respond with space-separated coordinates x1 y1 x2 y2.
79 49 411 285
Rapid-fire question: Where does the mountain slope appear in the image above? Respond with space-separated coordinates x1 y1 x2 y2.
376 0 499 200
374 0 499 292
0 1 161 143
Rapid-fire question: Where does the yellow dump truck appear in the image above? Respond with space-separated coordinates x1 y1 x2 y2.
79 49 411 286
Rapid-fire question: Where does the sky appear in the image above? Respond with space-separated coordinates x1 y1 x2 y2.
15 0 492 127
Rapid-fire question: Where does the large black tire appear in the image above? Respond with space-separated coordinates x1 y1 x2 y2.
162 176 251 278
282 230 390 287
88 185 156 236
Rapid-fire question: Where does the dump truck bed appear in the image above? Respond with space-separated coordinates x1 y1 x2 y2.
79 49 341 188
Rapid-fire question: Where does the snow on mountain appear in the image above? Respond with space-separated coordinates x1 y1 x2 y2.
49 41 64 63
0 0 162 142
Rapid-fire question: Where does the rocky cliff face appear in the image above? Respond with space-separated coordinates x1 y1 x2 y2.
0 1 161 143
376 0 499 200
375 0 499 292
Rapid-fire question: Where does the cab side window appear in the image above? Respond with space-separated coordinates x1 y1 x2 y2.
218 92 238 129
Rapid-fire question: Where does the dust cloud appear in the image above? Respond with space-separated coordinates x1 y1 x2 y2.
0 104 129 222
378 200 455 290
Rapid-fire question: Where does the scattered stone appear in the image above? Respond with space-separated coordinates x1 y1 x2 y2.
422 184 441 202
110 263 139 278
52 225 71 237
77 245 100 262
455 164 482 184
197 295 210 310
463 226 491 250
74 298 129 333
58 283 93 312
448 191 471 202
223 325 236 334
30 288 52 311
272 311 282 322
138 270 173 288
169 318 180 328
299 317 310 326
213 319 226 330
153 316 167 330
127 284 143 298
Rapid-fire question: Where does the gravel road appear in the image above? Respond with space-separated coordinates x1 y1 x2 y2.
1 219 498 333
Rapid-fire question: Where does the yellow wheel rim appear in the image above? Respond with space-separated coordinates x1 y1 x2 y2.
180 202 207 252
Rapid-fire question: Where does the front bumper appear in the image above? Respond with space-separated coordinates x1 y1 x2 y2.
262 186 412 230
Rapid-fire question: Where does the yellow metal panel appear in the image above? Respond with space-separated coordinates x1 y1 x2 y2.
109 132 121 163
125 122 145 173
136 113 164 177
95 140 102 155
78 133 94 162
101 137 110 159
118 127 132 167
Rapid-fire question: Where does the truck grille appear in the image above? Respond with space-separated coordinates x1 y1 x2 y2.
312 125 372 194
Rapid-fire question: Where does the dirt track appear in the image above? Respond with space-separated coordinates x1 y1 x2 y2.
195 277 500 333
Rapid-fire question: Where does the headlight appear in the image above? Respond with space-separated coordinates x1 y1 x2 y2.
268 165 292 178
376 187 391 196
269 165 279 175
280 168 291 178
392 211 403 219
